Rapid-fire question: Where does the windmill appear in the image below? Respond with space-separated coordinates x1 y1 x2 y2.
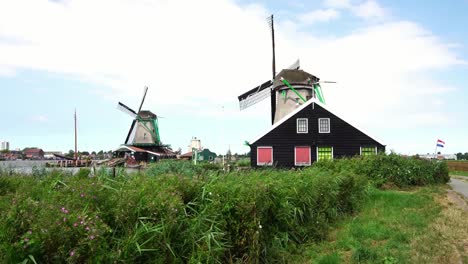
117 87 162 148
238 15 335 124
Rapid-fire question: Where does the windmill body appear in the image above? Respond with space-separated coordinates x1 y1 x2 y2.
238 64 322 124
125 110 160 147
273 69 319 123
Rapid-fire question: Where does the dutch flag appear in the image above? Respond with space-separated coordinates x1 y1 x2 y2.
437 139 445 148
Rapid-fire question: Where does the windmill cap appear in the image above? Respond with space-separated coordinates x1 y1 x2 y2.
138 110 157 119
273 69 319 88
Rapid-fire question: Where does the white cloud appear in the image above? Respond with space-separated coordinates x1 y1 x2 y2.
30 115 48 123
0 0 465 153
353 0 386 19
298 9 340 24
324 0 386 20
0 65 16 77
324 0 352 9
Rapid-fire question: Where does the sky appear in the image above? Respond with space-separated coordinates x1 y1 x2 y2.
0 0 467 155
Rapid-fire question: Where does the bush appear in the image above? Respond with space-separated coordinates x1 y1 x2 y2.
313 153 450 187
0 167 367 263
0 154 449 262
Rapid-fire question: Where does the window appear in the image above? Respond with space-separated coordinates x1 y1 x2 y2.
318 118 330 133
297 118 308 133
295 146 311 166
360 146 377 156
317 146 333 161
257 147 273 166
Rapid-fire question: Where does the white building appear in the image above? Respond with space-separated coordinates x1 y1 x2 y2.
418 153 457 160
0 141 9 151
187 137 202 152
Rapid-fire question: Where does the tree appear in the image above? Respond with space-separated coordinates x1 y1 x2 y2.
81 151 90 156
456 152 463 160
66 150 75 158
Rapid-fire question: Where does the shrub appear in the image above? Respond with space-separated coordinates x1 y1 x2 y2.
313 153 450 187
0 167 367 263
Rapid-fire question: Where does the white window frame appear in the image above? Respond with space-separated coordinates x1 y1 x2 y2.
316 146 334 161
318 118 330 133
296 118 308 134
294 146 311 166
360 146 377 155
257 146 273 166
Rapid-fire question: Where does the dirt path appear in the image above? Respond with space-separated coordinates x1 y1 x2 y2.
449 177 468 199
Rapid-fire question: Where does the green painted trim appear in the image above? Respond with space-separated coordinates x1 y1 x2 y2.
314 84 325 104
152 118 161 144
281 78 307 103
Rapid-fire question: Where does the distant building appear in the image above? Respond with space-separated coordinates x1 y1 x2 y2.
24 148 45 160
418 153 457 160
44 151 63 160
188 137 202 152
198 149 217 161
0 141 9 151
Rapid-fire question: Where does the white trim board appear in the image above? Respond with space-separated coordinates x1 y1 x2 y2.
249 98 385 146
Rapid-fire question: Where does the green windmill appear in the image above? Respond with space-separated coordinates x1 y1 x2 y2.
117 87 162 148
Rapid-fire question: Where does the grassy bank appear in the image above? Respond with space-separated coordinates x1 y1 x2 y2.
298 185 468 264
0 155 450 263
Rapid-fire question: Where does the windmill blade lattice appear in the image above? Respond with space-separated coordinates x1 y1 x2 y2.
137 86 148 113
238 80 273 110
117 102 138 118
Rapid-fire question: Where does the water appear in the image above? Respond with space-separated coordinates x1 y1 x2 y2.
0 160 81 174
0 160 141 175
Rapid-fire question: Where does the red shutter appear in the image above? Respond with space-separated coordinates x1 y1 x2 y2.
257 147 273 165
295 147 310 165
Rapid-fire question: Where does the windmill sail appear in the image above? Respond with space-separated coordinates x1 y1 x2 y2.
238 80 273 110
125 120 137 145
118 102 138 118
287 59 300 70
137 86 148 113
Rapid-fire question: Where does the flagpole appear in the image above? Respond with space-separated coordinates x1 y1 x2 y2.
433 140 438 160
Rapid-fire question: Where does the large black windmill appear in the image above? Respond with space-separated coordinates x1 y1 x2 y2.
117 87 163 151
238 15 334 123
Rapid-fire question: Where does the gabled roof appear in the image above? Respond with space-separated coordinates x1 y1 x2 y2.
114 145 175 157
249 98 385 146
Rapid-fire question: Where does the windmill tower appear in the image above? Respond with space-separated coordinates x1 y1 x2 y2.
237 15 334 123
117 87 162 149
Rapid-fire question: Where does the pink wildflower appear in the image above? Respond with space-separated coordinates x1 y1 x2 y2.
80 193 85 197
73 223 78 227
89 235 95 240
70 250 75 256
63 217 67 222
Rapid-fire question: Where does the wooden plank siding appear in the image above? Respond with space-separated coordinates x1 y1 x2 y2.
250 103 385 167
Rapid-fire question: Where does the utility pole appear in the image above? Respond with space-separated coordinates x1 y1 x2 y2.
74 109 78 166
268 14 276 125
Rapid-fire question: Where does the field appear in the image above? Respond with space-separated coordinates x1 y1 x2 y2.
0 154 459 263
448 161 468 173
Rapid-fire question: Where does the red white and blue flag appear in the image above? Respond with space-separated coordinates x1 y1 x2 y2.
437 139 445 148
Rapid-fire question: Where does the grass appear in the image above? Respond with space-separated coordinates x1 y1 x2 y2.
297 185 457 263
450 170 468 177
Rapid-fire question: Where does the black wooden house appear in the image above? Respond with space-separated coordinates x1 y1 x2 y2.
238 66 385 168
248 98 385 167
